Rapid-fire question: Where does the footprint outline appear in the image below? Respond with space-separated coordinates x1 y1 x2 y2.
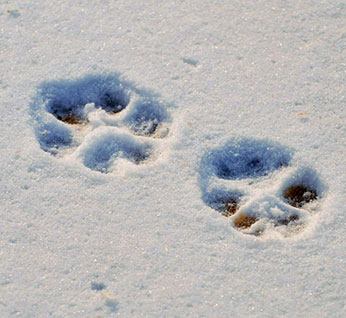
30 73 173 173
199 137 326 238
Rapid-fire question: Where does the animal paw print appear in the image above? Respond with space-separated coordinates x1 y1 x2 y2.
199 137 325 238
30 74 172 173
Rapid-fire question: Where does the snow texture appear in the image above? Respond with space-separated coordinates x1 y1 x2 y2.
0 0 345 317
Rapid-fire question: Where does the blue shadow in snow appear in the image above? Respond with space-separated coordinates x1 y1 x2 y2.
82 134 151 173
200 137 292 181
36 73 131 122
202 187 243 212
35 122 73 155
123 98 171 137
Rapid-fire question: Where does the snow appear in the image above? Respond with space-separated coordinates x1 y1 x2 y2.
1 0 345 317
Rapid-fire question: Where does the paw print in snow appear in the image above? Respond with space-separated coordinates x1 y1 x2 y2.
199 137 326 238
30 73 172 173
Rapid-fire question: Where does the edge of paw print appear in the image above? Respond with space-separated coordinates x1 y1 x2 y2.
199 137 327 239
30 73 174 174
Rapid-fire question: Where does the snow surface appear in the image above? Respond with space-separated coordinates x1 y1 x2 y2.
0 0 345 317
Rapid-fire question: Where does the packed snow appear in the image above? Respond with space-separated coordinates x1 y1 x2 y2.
0 0 345 317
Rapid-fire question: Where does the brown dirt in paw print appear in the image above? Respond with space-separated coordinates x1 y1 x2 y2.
283 185 317 208
277 214 299 226
234 213 257 229
222 199 238 217
61 115 84 125
53 110 85 125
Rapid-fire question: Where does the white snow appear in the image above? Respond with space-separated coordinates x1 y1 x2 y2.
0 0 345 317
